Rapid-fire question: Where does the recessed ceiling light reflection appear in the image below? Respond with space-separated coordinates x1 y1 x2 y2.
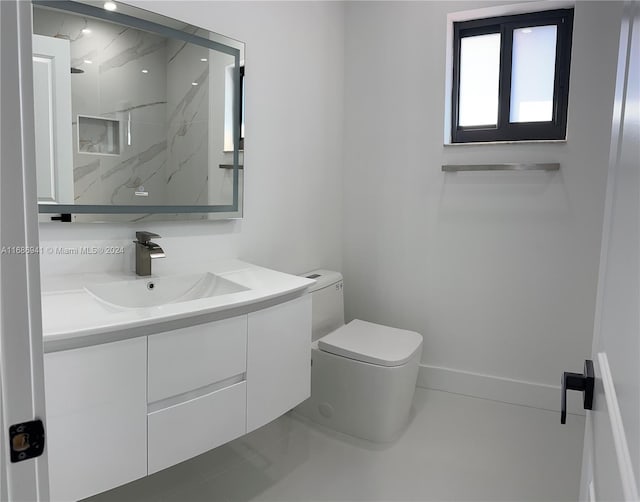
83 59 93 64
192 82 198 86
104 2 117 11
82 28 92 34
200 58 208 62
141 69 149 74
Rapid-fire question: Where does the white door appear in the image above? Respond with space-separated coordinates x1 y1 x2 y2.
0 1 50 500
32 34 74 205
580 2 640 501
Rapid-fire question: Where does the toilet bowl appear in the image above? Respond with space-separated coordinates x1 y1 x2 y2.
295 270 422 442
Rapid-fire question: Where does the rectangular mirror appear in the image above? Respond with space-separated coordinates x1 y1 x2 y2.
32 0 244 222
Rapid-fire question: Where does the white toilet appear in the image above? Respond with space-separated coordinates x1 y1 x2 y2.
296 270 423 442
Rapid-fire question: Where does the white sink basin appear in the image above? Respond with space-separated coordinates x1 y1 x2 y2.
84 272 249 309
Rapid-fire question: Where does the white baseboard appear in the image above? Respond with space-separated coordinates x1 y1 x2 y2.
417 364 585 416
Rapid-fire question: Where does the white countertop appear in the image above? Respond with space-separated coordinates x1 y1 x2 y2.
41 259 315 352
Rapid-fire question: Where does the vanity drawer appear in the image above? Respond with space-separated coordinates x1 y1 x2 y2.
148 315 247 403
147 381 246 474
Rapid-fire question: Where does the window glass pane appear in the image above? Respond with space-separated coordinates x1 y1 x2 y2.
459 33 500 127
510 25 557 123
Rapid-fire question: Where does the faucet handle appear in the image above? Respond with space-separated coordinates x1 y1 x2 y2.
135 231 161 244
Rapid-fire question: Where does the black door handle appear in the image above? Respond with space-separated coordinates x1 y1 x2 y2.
561 359 594 423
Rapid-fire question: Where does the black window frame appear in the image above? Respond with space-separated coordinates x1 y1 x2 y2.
451 9 573 143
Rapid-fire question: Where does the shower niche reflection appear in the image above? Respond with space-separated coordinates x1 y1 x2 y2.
77 116 120 155
32 0 244 222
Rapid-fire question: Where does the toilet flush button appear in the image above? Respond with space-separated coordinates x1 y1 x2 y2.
319 403 334 419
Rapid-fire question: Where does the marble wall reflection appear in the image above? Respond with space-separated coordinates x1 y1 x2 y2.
165 37 210 205
32 7 237 210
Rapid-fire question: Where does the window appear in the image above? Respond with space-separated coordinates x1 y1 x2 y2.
451 9 573 143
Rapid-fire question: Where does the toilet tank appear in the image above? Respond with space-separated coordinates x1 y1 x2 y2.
302 270 344 341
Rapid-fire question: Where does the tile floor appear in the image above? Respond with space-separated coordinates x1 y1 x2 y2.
84 388 585 502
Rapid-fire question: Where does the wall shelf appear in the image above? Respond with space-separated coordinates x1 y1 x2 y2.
441 163 560 172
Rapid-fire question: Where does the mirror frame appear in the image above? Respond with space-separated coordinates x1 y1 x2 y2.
33 0 244 220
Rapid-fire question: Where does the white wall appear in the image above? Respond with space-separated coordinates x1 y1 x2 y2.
38 1 344 278
342 1 623 408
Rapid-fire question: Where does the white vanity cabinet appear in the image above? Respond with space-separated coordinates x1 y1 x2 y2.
44 337 147 502
44 293 311 499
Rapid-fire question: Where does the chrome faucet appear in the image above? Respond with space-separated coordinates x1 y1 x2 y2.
134 231 165 276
